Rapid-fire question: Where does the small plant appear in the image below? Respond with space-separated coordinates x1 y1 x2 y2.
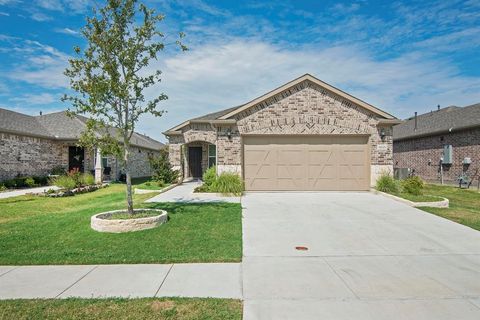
156 180 166 188
149 149 179 184
376 173 400 193
67 168 82 187
80 173 95 186
50 166 66 175
401 176 424 195
0 183 6 192
145 181 151 186
202 166 217 190
52 175 76 191
24 177 37 188
211 173 244 196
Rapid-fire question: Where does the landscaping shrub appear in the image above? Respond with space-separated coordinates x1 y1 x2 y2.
202 166 217 189
211 173 244 196
24 177 37 188
0 184 6 192
149 149 179 184
67 168 82 187
51 175 76 191
376 173 400 193
50 165 67 175
80 173 95 186
401 176 424 195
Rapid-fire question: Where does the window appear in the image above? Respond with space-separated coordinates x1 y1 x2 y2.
208 144 216 167
102 157 108 168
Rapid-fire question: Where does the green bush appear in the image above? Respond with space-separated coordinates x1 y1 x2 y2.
80 173 95 186
0 184 6 192
211 173 244 196
156 180 166 188
51 175 76 191
24 177 37 188
149 149 179 184
401 176 424 195
376 173 400 193
202 166 217 189
50 166 66 175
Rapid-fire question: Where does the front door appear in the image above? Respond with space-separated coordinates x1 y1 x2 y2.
188 147 202 178
68 146 85 172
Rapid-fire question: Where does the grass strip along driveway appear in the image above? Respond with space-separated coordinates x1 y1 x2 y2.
0 298 242 320
0 183 242 265
420 184 480 231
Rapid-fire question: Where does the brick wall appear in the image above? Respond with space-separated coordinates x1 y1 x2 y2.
0 132 158 181
393 128 480 184
167 80 394 183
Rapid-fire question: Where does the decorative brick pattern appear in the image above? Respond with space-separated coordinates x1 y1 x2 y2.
394 128 480 184
167 80 394 183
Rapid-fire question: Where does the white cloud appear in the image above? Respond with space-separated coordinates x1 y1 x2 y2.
131 40 480 141
0 11 9 16
37 0 63 11
54 27 79 36
7 40 70 88
10 92 58 105
31 12 52 21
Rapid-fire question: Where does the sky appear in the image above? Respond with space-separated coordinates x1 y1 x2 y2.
0 0 479 142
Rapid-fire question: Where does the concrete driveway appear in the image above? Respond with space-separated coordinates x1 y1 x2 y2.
241 192 480 319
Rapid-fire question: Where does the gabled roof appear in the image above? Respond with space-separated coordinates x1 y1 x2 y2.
165 73 396 134
0 108 164 151
393 103 480 141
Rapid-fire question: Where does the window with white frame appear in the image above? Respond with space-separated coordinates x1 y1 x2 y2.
208 144 216 167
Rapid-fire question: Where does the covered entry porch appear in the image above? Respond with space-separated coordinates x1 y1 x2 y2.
183 141 216 179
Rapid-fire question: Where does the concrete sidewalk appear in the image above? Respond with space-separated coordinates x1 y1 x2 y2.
146 180 241 203
0 186 59 199
0 263 241 299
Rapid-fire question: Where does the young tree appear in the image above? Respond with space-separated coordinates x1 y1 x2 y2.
63 0 186 214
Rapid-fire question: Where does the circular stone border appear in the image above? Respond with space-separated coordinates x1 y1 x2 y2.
91 208 168 233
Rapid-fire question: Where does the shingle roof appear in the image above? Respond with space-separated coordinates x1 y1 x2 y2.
192 105 244 121
393 103 480 141
0 108 164 151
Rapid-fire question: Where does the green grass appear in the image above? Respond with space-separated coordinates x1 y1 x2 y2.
132 177 170 190
0 298 242 320
0 183 242 265
419 184 480 231
390 192 441 202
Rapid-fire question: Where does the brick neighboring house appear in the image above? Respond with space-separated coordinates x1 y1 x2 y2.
393 103 480 184
164 74 401 191
0 108 164 182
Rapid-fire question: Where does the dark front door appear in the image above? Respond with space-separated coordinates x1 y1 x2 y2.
188 147 202 178
68 146 85 172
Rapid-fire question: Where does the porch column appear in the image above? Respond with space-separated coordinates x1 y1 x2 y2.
94 147 103 184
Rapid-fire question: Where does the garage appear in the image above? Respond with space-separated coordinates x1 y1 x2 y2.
243 135 370 191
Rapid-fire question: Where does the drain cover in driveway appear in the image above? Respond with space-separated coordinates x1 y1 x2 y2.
295 246 308 251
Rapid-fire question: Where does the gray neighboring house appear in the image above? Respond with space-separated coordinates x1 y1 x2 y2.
393 103 480 184
0 108 164 182
164 74 401 191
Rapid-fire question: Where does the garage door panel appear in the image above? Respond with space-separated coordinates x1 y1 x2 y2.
243 136 370 191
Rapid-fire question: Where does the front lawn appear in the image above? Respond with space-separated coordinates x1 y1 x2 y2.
132 177 170 190
420 184 480 231
0 298 242 320
0 183 242 265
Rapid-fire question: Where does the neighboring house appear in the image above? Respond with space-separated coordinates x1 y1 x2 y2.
0 108 164 182
393 103 480 184
164 74 400 191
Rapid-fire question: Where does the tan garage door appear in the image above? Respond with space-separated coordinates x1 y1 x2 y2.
243 135 370 191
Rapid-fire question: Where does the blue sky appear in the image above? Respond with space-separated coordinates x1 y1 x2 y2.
0 0 479 141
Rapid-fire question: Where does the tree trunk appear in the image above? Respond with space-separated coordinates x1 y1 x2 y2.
124 147 134 215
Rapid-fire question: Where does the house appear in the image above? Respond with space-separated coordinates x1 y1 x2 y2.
393 103 480 184
0 108 164 182
164 74 400 191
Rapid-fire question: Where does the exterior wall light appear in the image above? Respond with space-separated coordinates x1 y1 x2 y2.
226 128 232 140
380 128 386 141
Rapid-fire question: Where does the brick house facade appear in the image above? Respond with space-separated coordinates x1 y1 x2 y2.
0 109 163 182
165 74 400 191
393 104 480 185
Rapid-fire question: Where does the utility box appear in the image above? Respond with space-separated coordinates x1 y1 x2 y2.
394 168 411 180
443 145 453 164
